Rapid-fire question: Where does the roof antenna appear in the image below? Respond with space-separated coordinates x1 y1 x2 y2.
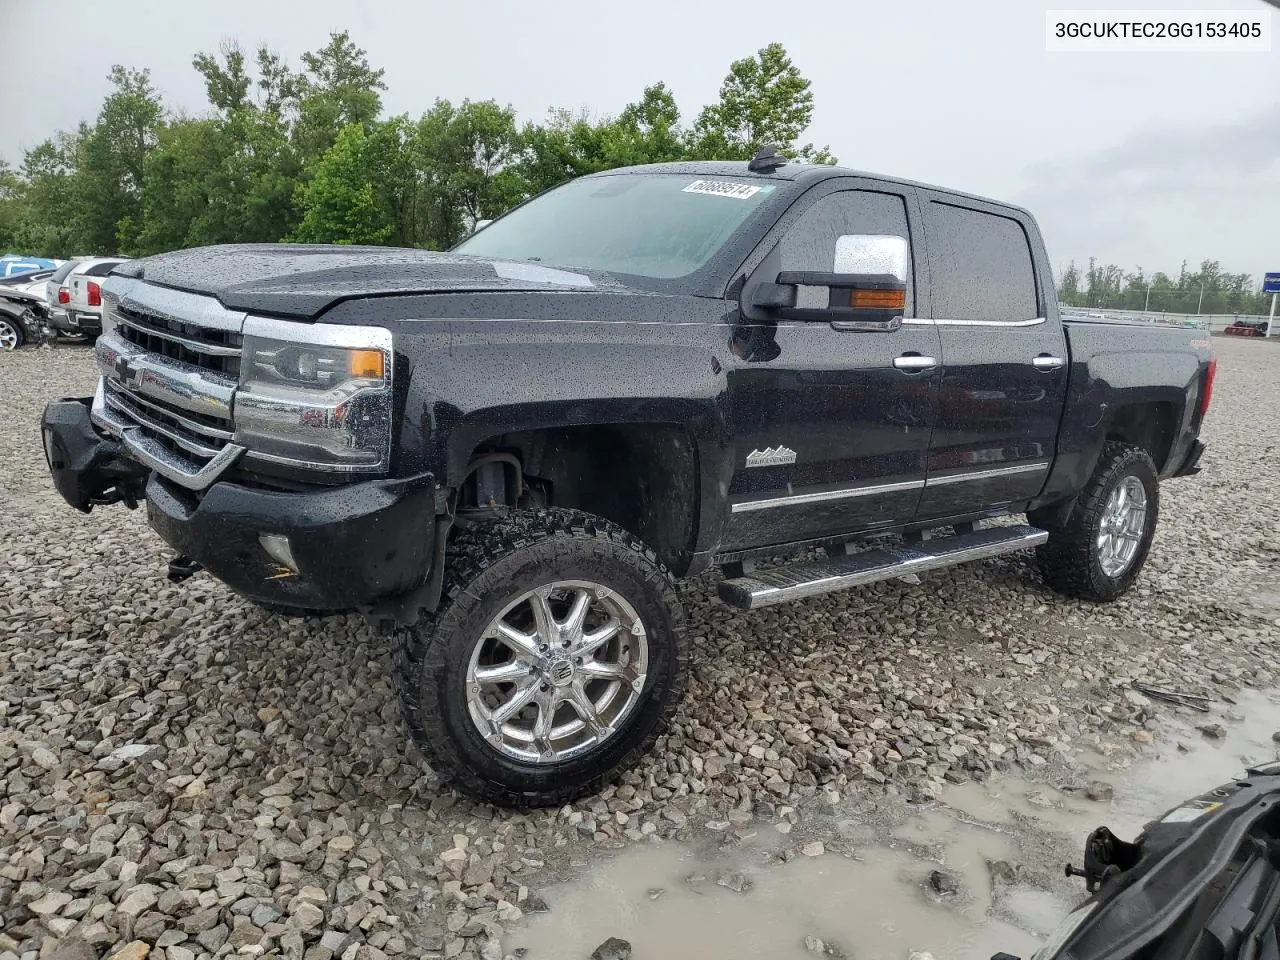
747 144 787 173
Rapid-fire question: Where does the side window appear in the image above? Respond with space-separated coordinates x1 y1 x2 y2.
778 190 914 314
926 202 1038 322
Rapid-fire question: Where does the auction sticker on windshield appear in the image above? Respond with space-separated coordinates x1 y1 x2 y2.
683 180 762 199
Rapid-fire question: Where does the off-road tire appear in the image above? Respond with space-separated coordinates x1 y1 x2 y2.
1033 442 1159 601
392 508 689 808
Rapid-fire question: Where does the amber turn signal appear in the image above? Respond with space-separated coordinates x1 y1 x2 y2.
349 349 385 379
849 288 907 310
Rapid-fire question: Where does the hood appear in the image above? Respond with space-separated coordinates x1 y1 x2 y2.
116 244 628 318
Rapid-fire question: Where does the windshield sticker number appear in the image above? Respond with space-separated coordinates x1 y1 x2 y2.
683 180 762 200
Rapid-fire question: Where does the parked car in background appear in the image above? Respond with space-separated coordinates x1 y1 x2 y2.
0 254 60 278
44 257 129 340
0 272 56 350
63 257 130 338
1224 319 1268 338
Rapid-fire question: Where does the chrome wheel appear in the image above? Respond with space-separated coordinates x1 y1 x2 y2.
0 318 20 351
465 580 649 764
1097 476 1148 577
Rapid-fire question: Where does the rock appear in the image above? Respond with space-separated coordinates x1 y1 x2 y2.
106 943 151 960
107 743 161 762
117 884 160 917
43 940 96 960
31 746 60 770
197 924 230 952
928 870 957 896
801 842 825 858
1086 781 1115 802
646 889 664 901
292 903 325 931
987 860 1017 883
909 953 938 960
590 938 632 960
805 936 827 954
1198 723 1227 740
27 891 73 916
715 872 753 893
168 948 196 960
1134 730 1154 743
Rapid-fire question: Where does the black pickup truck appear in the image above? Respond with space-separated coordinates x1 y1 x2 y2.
40 149 1214 807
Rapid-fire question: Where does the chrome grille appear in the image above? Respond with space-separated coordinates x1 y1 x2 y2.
102 379 234 460
115 303 242 375
92 279 249 490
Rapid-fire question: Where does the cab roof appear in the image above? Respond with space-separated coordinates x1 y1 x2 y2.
588 160 1033 220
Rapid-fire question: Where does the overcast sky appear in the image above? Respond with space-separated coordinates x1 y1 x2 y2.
2 0 1277 281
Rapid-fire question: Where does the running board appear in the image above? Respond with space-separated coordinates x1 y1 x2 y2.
718 524 1049 610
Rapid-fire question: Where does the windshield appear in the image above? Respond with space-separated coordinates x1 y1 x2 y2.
454 173 775 281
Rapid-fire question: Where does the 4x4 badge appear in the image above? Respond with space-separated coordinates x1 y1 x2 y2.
745 446 796 467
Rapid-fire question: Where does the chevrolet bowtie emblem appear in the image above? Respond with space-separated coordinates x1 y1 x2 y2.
745 446 797 467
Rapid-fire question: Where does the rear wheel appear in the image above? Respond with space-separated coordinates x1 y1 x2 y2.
0 313 24 351
393 508 689 808
1033 441 1159 601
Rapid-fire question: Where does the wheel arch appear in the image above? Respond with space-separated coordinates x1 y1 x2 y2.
454 422 701 575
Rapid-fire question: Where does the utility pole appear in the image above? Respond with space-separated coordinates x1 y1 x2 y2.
1145 281 1152 313
1197 279 1205 315
1268 291 1276 338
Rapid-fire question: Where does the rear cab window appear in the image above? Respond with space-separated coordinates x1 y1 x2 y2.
924 201 1039 322
49 261 79 284
85 260 124 277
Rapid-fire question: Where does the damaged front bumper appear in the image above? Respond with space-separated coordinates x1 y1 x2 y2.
41 396 149 511
40 395 441 614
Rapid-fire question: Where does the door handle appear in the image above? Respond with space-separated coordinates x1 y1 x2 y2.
1032 354 1066 372
893 354 938 373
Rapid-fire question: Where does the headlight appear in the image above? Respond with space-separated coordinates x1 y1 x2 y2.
234 318 393 474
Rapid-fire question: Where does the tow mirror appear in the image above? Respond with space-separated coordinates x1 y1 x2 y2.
749 234 909 332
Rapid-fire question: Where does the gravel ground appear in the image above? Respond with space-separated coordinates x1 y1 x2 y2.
2 338 1278 960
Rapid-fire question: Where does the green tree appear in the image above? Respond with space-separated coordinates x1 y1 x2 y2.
291 122 406 245
291 31 387 165
76 66 164 253
690 43 834 163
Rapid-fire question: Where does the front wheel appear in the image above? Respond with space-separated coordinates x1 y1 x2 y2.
1033 441 1159 601
0 313 24 351
393 508 689 808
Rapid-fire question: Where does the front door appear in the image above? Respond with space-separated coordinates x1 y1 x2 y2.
719 185 943 551
914 196 1069 519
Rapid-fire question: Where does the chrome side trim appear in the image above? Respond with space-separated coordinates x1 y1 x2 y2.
731 478 924 514
903 317 1047 328
925 461 1049 487
95 332 236 421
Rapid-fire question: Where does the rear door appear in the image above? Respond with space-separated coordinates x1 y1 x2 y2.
719 181 943 550
914 195 1069 519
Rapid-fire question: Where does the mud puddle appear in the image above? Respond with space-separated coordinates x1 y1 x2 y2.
509 689 1280 960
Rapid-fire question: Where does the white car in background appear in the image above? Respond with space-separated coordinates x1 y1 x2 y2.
45 256 130 339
